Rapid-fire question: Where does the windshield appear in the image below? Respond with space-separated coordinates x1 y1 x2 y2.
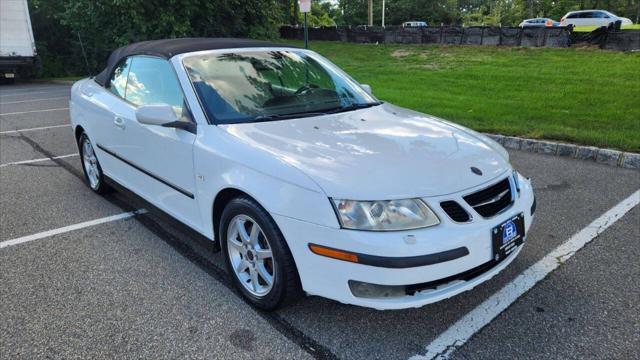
182 49 379 124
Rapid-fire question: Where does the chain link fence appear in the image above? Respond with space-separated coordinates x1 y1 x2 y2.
280 25 640 51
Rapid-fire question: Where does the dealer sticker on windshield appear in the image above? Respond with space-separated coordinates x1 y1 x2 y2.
492 213 525 261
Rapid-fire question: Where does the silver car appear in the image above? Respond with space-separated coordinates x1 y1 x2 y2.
519 18 560 27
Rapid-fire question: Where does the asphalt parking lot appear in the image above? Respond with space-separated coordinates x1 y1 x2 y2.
1 82 639 360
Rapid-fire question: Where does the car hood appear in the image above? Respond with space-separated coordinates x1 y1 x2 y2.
220 104 510 199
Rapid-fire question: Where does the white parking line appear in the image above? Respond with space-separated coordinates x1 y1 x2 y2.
0 124 70 135
0 86 70 95
0 96 68 105
0 210 146 249
0 108 69 116
0 90 70 98
0 153 78 168
411 189 640 360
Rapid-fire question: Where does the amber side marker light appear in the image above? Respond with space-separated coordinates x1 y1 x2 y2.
308 244 359 263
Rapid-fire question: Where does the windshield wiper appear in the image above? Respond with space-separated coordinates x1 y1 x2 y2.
251 103 382 122
253 111 328 122
324 102 381 114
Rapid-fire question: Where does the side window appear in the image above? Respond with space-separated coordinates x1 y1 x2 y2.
581 12 595 18
108 58 131 98
125 56 186 119
567 13 578 19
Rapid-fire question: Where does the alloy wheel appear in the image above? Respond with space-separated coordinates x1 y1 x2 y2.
82 137 100 190
226 214 275 297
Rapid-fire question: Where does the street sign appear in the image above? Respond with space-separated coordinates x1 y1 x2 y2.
299 0 311 13
299 0 311 48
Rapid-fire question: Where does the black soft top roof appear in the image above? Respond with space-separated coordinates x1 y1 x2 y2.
94 37 297 86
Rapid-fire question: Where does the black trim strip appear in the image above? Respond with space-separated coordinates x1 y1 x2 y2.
405 250 512 294
530 196 537 216
96 144 195 199
308 243 469 269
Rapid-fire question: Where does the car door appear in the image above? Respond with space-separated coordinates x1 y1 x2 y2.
114 55 203 231
595 11 612 26
568 12 584 26
581 11 598 26
88 57 133 181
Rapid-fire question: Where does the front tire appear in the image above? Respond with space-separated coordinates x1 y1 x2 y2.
78 132 110 194
220 196 302 310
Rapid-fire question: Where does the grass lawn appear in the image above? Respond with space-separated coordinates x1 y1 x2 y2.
573 24 640 31
284 40 640 152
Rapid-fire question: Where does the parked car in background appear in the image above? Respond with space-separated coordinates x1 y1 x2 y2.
70 38 535 311
0 0 38 83
519 18 560 27
560 10 633 27
402 21 428 28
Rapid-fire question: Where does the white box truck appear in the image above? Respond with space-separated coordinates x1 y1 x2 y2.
0 0 37 83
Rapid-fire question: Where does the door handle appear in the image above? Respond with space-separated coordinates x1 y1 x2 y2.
114 117 125 130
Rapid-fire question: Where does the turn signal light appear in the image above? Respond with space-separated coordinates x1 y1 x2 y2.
309 244 359 263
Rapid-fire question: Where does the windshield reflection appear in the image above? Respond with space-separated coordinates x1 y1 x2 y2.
183 50 379 124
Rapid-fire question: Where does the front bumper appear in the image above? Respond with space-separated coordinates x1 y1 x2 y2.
274 173 535 310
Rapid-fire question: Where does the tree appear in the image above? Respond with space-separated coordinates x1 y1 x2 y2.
337 0 639 26
29 0 288 75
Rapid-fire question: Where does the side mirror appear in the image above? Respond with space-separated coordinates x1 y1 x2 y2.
136 104 178 126
361 84 373 95
135 104 196 133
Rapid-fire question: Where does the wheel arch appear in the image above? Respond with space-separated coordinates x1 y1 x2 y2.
211 188 302 282
213 186 305 308
212 187 250 243
74 125 85 145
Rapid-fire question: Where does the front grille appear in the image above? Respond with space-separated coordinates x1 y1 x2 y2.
440 201 470 222
463 178 513 218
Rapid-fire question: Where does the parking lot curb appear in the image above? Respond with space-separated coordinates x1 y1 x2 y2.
485 134 640 170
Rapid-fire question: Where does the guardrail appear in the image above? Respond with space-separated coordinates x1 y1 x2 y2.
280 25 640 51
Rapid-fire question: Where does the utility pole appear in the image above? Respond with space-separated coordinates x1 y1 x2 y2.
382 0 385 27
304 12 308 49
368 0 373 26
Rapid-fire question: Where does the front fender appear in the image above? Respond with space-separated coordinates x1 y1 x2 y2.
193 126 340 240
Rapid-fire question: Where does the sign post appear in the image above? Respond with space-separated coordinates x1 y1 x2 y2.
299 0 311 49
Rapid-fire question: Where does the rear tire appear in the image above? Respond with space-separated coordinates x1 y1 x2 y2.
220 196 302 310
78 132 110 194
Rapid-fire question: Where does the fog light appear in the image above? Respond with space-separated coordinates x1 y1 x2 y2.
348 280 406 299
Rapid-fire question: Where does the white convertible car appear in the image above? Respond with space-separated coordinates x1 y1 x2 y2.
70 38 536 310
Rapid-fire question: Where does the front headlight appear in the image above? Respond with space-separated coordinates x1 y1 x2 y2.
331 198 440 231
